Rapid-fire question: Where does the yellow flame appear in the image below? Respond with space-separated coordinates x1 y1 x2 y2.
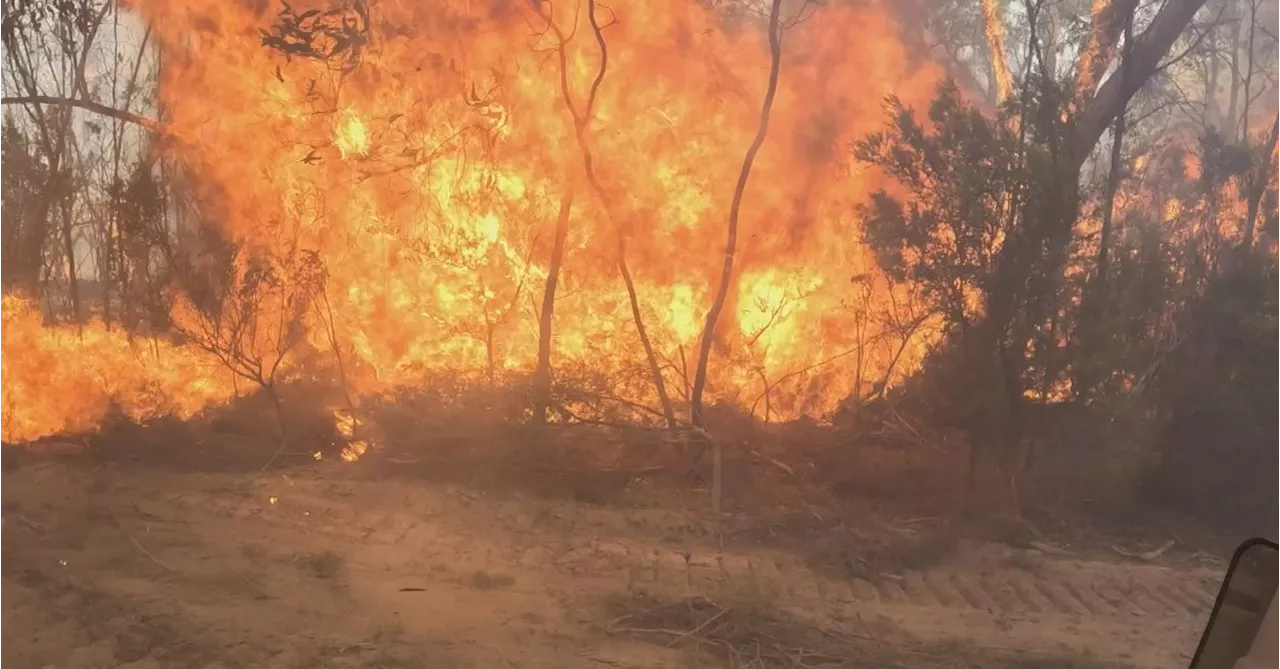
334 110 369 158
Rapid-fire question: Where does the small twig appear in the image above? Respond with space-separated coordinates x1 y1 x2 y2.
8 512 46 535
664 605 731 648
750 451 795 476
384 455 446 465
254 439 292 478
574 651 624 666
129 534 174 571
1029 540 1072 556
609 626 689 638
240 574 271 599
1112 539 1176 561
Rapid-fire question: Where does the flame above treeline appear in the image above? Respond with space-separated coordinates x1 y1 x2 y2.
2 0 944 443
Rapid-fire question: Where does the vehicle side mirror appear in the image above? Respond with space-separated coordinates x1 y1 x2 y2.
1189 538 1278 669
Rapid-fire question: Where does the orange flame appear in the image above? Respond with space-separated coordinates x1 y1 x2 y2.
980 0 1012 103
4 0 944 441
1 296 236 442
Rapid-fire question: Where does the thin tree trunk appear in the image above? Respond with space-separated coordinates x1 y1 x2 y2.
980 0 1014 103
1074 0 1141 101
690 0 786 429
1044 7 1059 81
1205 25 1219 128
546 0 678 428
1239 0 1256 141
1072 0 1209 165
61 180 80 322
1226 3 1241 133
103 6 123 329
616 239 677 427
1242 116 1279 252
1094 9 1133 293
532 188 574 424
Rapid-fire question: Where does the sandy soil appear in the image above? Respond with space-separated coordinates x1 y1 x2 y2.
2 449 1226 669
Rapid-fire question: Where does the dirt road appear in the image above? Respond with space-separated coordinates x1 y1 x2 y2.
2 454 1222 668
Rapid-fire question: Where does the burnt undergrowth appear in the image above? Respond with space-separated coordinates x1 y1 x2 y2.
5 340 1249 560
3 359 1252 562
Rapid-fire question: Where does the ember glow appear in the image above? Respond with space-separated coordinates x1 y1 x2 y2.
2 0 943 442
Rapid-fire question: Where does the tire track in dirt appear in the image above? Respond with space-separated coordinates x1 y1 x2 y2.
608 541 1217 621
508 534 1218 668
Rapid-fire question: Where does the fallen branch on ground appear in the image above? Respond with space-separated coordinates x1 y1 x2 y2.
1029 540 1072 556
129 534 175 571
750 450 795 476
1111 539 1175 561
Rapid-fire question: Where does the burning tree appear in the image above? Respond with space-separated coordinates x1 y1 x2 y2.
170 233 325 467
851 0 1277 522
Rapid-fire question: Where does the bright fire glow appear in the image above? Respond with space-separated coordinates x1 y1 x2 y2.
3 0 944 442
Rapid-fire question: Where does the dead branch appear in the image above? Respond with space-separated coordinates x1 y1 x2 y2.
129 534 175 571
1111 539 1176 561
750 451 795 476
2 95 167 135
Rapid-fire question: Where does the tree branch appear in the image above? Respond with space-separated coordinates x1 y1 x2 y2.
1 95 167 135
1074 0 1140 101
1072 0 1209 166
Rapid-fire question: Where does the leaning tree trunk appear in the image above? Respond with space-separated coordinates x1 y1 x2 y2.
690 0 785 513
1073 0 1140 103
532 189 574 425
690 0 785 430
554 0 678 428
1094 10 1133 290
1242 116 1279 253
1072 0 1209 165
1076 7 1133 398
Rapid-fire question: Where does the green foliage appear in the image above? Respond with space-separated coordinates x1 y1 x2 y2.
1145 256 1279 530
854 81 1024 330
853 77 1277 521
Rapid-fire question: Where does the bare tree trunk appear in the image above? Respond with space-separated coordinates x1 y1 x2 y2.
616 239 677 427
61 177 80 322
102 7 123 329
1239 0 1257 142
980 0 1013 103
1093 9 1133 293
1045 7 1060 80
1242 116 1279 252
690 0 786 430
1226 3 1241 133
1072 0 1209 164
544 0 678 428
1074 0 1141 101
532 188 573 425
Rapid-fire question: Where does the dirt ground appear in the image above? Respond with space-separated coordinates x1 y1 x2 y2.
2 442 1228 669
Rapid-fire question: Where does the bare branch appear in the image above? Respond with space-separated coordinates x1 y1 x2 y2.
1 95 167 135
